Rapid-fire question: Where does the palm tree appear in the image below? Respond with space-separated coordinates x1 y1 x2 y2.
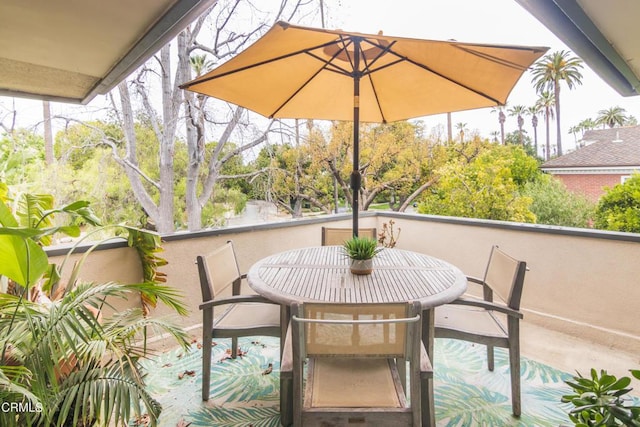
574 118 597 147
489 130 500 143
527 104 541 155
1 281 189 427
455 122 468 143
568 125 580 146
578 118 597 135
596 106 628 128
490 106 507 145
190 54 214 77
535 91 555 160
507 105 527 146
531 50 584 157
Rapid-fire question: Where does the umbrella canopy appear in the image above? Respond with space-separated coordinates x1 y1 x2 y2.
181 21 548 234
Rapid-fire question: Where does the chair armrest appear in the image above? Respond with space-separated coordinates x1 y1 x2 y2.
419 341 433 380
199 294 277 310
466 275 485 286
280 322 293 378
449 297 524 319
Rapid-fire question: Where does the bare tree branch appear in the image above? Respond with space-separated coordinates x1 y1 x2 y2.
398 177 438 212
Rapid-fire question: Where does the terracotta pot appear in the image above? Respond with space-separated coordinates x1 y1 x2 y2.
350 258 373 275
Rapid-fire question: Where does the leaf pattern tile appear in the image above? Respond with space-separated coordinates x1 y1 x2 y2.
137 336 614 426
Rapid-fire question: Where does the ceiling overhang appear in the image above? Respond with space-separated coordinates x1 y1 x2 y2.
0 0 215 104
515 0 640 97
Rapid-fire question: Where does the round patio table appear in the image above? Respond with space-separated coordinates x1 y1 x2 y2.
247 245 467 427
248 245 466 307
247 245 467 357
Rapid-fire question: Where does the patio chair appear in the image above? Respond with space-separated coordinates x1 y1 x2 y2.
196 240 281 401
281 301 433 426
321 226 377 246
434 245 527 416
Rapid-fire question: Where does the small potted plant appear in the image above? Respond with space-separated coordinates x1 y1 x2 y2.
343 236 382 275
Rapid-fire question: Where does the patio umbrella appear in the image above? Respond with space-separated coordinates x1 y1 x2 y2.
181 21 547 235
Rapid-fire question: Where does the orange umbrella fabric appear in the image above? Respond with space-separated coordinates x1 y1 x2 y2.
181 21 548 233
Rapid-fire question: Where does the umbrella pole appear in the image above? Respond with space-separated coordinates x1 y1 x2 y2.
351 38 361 238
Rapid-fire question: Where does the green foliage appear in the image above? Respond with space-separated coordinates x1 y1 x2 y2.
0 184 101 287
0 130 45 186
522 175 596 227
594 174 640 233
562 369 640 426
0 282 189 427
418 142 538 223
342 236 382 260
0 185 189 426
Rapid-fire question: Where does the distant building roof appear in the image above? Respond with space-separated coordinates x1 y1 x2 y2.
541 126 640 169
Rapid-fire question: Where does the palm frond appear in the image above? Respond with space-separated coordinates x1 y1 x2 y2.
123 282 188 316
52 362 161 427
101 308 190 354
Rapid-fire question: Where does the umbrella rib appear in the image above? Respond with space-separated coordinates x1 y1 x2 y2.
454 45 531 71
180 39 354 88
359 39 397 75
305 51 352 76
268 37 355 117
359 40 400 124
383 49 503 105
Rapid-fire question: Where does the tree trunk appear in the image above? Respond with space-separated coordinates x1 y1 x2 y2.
157 43 180 233
545 109 551 161
554 82 563 156
182 34 203 231
499 111 506 145
117 82 159 223
532 115 538 156
42 101 54 164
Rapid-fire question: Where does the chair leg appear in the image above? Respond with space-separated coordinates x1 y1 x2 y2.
509 345 522 417
508 318 521 417
202 310 213 401
231 336 238 358
280 374 293 426
421 376 435 427
487 344 495 371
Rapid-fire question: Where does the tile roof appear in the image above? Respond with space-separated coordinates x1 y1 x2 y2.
541 126 640 168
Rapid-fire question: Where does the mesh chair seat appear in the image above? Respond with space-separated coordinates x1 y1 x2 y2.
310 359 402 408
215 302 281 330
282 302 431 426
436 303 508 339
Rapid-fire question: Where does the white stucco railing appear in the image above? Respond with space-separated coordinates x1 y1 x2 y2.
46 211 640 354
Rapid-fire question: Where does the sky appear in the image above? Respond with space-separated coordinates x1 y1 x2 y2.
2 0 639 155
321 0 640 152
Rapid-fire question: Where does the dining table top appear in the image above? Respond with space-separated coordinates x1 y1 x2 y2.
247 245 467 308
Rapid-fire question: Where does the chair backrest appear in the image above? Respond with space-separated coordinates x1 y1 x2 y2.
483 245 527 310
321 227 377 246
196 241 242 302
292 302 420 359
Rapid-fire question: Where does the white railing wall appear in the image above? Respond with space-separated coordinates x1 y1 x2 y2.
47 212 640 353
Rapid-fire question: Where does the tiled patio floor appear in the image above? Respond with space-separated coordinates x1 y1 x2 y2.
136 335 602 426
